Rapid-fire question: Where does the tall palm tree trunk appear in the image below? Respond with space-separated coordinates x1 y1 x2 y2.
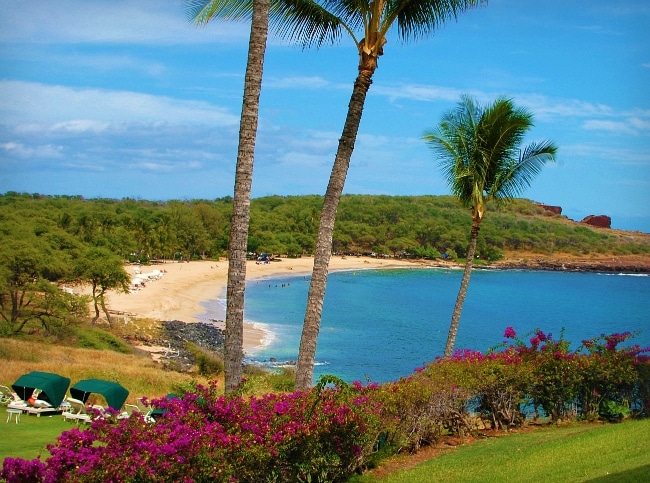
295 72 373 391
443 222 479 357
224 0 269 394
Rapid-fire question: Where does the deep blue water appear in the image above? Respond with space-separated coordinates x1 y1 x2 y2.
203 268 650 384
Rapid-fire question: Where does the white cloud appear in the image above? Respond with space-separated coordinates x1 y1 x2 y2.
50 120 111 134
136 160 202 173
265 76 331 89
628 117 650 132
1 141 64 159
0 0 249 45
371 83 623 125
561 143 650 166
374 84 463 102
516 94 614 121
583 119 640 136
0 81 240 126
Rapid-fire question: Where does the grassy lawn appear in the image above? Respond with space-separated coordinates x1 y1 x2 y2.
357 419 650 482
0 410 73 461
3 414 649 483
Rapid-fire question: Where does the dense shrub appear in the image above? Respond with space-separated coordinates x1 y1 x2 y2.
2 378 382 483
376 369 476 453
184 342 224 377
3 329 648 481
634 362 650 417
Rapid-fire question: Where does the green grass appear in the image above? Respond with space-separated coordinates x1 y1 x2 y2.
75 327 132 353
355 420 650 482
2 411 650 482
0 410 72 461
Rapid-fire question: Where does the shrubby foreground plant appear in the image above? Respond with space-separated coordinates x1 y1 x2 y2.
2 377 383 483
2 329 648 482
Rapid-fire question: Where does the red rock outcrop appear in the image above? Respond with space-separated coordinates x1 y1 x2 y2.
581 215 611 229
535 203 562 215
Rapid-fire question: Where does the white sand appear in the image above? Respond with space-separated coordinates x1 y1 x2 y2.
105 256 420 352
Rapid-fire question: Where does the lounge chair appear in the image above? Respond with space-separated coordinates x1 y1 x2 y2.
29 389 53 409
10 372 70 416
118 403 139 419
107 402 155 421
0 385 25 406
135 397 156 423
61 397 91 424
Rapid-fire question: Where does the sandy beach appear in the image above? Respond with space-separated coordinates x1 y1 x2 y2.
103 251 650 354
105 256 417 352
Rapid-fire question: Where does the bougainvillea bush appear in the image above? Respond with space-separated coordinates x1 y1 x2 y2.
2 378 383 483
504 328 648 422
375 328 649 452
2 329 648 482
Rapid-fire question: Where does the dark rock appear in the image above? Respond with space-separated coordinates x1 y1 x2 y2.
157 320 225 371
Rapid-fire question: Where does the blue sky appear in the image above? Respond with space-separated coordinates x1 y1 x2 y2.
1 0 649 232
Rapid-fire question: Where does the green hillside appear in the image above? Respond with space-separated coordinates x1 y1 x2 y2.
1 192 648 264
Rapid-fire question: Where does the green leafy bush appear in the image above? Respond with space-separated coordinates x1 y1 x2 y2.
184 341 224 377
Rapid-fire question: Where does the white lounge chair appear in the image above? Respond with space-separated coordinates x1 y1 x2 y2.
135 397 156 423
61 397 91 424
0 386 24 406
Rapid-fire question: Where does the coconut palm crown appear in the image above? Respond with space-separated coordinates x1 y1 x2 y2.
424 94 558 357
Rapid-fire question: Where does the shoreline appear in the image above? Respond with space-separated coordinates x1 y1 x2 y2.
104 254 649 354
105 256 418 353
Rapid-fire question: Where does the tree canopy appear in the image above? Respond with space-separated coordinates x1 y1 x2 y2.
1 192 646 265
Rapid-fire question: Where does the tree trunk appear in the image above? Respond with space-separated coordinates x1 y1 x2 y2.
91 281 100 325
224 0 269 394
295 72 373 391
99 289 112 327
443 222 480 358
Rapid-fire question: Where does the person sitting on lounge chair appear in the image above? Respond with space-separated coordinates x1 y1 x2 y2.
28 389 53 408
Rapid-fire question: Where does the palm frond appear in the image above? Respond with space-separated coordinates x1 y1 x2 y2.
494 140 557 200
270 0 354 48
320 0 371 28
424 94 557 213
386 0 486 43
186 0 254 24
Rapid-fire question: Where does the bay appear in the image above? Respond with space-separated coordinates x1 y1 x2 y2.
216 268 650 384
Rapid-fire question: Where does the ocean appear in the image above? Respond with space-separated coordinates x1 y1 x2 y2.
201 267 650 384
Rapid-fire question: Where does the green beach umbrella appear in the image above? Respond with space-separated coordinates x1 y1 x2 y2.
12 371 71 407
70 379 129 410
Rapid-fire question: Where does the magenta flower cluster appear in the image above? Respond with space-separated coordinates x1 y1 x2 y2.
1 381 383 483
441 327 650 422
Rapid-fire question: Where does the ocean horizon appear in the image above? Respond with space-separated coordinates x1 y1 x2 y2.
200 267 650 384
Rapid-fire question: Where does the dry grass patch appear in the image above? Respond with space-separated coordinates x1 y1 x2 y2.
0 337 215 403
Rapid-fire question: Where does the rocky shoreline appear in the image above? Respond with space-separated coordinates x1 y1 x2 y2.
127 320 226 372
488 260 650 273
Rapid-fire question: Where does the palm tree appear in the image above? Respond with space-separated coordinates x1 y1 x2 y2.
423 95 557 357
275 0 487 391
187 0 270 393
187 1 486 391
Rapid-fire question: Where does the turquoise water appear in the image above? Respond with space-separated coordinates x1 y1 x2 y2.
204 268 650 384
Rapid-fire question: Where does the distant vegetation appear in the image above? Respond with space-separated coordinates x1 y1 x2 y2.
1 192 647 264
2 192 648 337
